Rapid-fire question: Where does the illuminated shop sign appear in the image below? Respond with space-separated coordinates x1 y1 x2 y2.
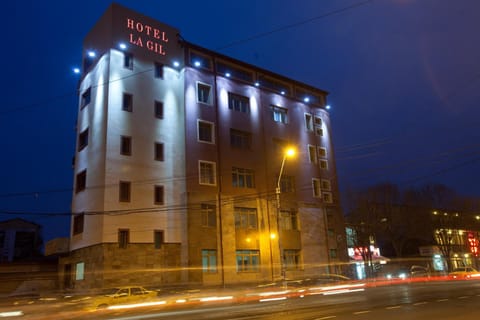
468 232 479 256
126 18 171 56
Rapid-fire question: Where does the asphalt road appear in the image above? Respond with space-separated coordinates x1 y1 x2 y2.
3 280 480 319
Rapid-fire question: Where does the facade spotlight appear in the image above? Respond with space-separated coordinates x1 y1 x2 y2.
326 105 331 110
173 61 180 67
280 90 285 95
254 81 260 87
73 67 81 74
194 61 201 67
225 72 231 77
87 51 96 58
303 97 310 103
119 43 127 50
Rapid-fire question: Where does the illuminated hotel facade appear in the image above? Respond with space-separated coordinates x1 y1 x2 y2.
60 3 347 290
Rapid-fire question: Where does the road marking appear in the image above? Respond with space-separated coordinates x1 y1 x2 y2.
315 316 337 320
353 310 371 315
413 302 427 306
436 299 449 302
386 305 401 309
458 296 470 299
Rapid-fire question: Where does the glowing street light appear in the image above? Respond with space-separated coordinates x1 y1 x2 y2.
275 147 296 285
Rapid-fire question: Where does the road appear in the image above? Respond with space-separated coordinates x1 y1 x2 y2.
2 280 480 319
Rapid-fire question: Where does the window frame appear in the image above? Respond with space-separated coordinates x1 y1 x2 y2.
279 210 298 230
236 250 260 272
230 129 252 149
202 249 218 273
154 230 164 249
228 92 250 113
284 249 301 270
234 207 258 229
75 170 87 193
78 128 89 151
271 105 288 124
154 185 164 205
120 135 132 156
304 113 313 131
122 93 133 112
312 178 321 198
73 213 85 235
81 87 91 109
197 120 215 144
124 52 133 69
198 160 217 186
119 180 131 202
201 203 217 228
196 81 213 105
154 62 163 79
308 144 317 163
154 142 164 161
232 167 255 188
118 229 130 248
320 159 329 170
154 100 164 119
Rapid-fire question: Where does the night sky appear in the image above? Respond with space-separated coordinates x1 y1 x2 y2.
2 0 479 242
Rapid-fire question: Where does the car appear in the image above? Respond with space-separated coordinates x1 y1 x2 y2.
448 267 480 280
86 286 158 310
410 265 430 278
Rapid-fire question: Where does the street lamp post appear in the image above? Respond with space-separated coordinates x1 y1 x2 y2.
275 147 295 285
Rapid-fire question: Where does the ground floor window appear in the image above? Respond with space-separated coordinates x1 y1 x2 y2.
236 250 260 272
75 262 85 281
284 249 301 270
202 249 217 273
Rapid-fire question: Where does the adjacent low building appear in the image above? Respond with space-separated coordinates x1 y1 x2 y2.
60 3 347 291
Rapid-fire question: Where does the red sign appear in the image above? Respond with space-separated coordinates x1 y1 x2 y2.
126 18 170 56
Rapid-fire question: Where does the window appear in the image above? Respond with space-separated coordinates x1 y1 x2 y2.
154 101 163 119
315 127 324 137
154 230 164 249
230 129 252 149
321 179 331 191
73 214 84 235
329 248 337 258
81 87 91 109
328 228 335 237
119 181 131 202
314 116 322 126
232 167 255 188
320 160 328 170
202 249 217 273
197 82 212 105
154 185 164 205
197 120 215 143
308 145 317 163
284 249 301 270
124 52 133 69
75 262 85 281
201 203 216 227
304 113 313 131
279 175 295 193
323 192 333 203
234 207 258 229
280 210 298 230
199 161 216 185
154 62 163 78
228 92 250 113
75 170 86 193
236 250 260 272
271 105 288 124
122 93 133 112
312 178 321 198
78 128 89 151
120 136 132 156
118 229 130 248
318 147 327 158
154 142 164 161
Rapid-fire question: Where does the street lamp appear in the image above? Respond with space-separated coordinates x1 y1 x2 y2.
275 147 296 284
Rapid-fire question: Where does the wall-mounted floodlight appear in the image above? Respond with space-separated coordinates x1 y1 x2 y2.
173 61 180 68
225 72 231 77
254 82 260 87
326 105 331 110
87 51 96 58
119 43 127 50
194 61 201 67
303 97 310 103
73 68 81 74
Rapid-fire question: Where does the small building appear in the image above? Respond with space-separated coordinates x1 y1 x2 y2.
0 218 42 263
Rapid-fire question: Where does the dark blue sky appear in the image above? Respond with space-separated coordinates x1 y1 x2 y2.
2 0 479 242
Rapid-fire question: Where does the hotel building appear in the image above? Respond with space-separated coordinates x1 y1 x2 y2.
60 3 347 290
